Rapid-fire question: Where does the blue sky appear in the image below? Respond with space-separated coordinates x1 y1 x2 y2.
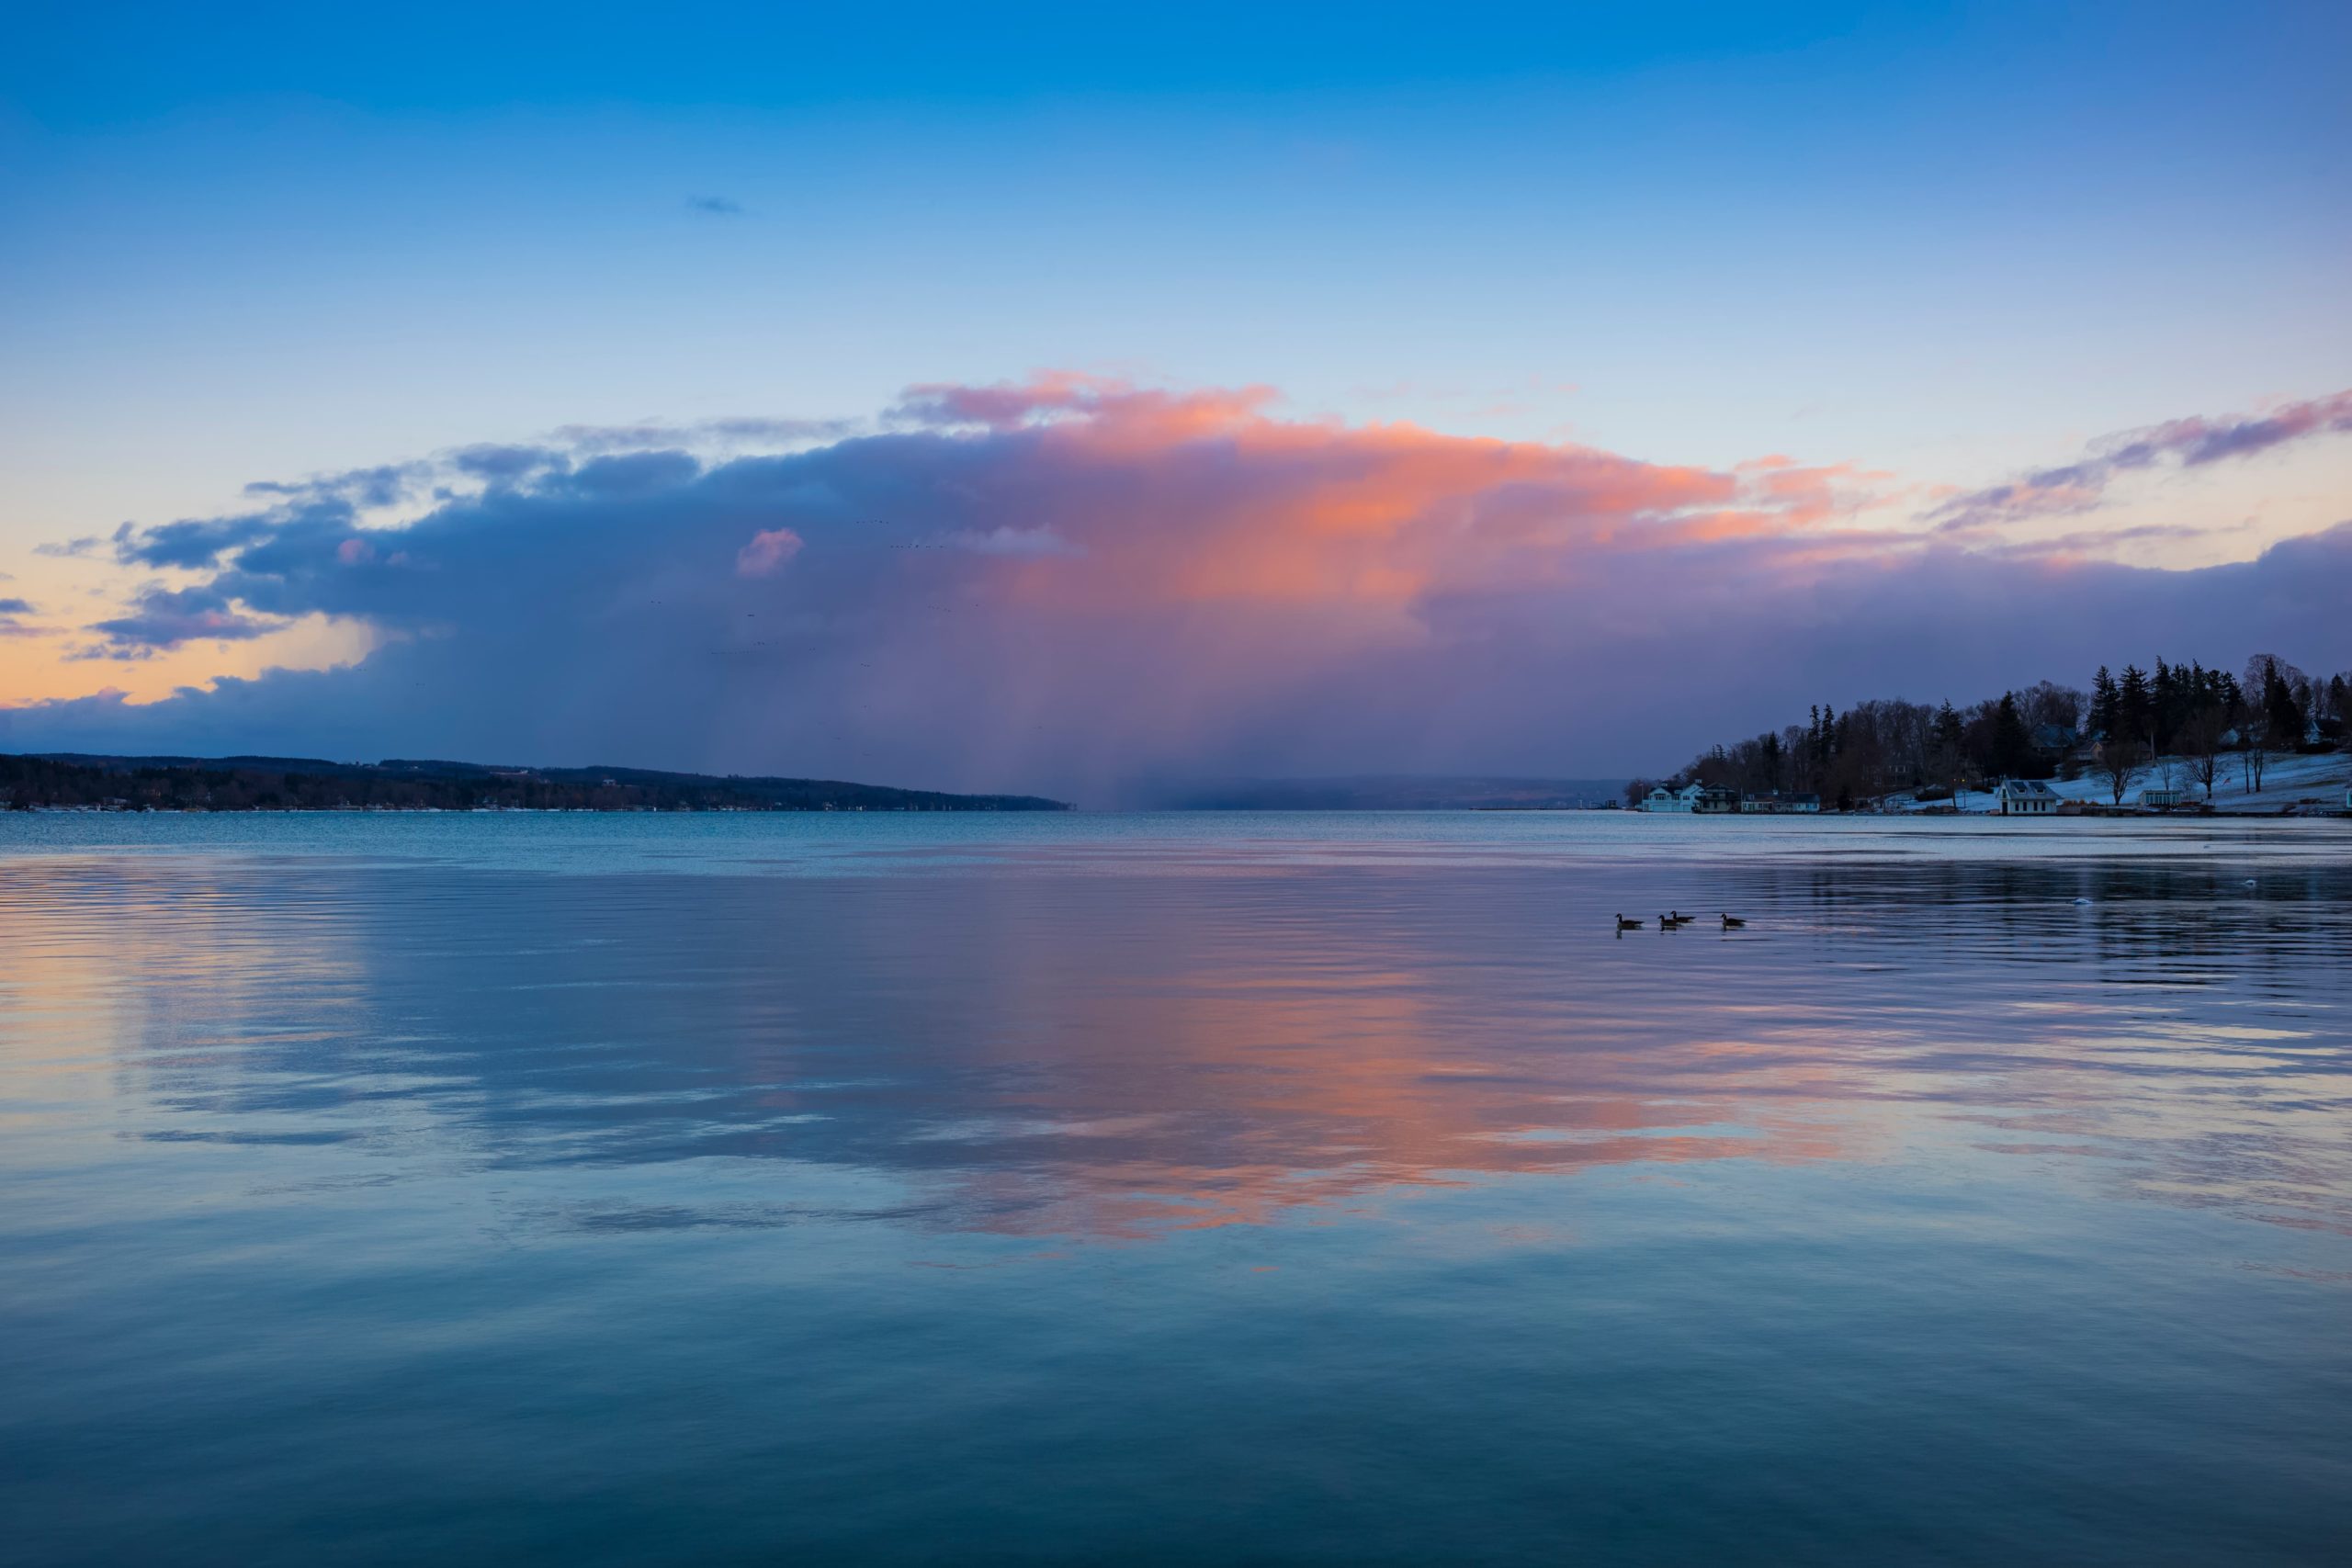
1 2 2346 782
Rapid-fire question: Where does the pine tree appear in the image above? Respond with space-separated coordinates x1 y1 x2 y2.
1991 692 2032 779
2265 662 2305 745
1934 701 1964 757
2117 665 2153 750
2090 666 2118 738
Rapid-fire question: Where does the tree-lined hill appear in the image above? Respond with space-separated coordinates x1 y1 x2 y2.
1 754 1069 813
1634 654 2349 810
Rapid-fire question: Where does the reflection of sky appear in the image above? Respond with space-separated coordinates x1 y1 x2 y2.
6 825 2347 1241
6 821 2352 1562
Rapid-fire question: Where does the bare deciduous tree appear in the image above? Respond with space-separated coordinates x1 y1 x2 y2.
2180 705 2226 802
2095 737 2145 807
2240 716 2270 795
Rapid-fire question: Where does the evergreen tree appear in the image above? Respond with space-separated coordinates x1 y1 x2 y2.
1933 701 1964 759
1990 692 2033 778
2183 660 2218 741
2090 666 2119 738
2116 665 2153 750
2264 661 2305 744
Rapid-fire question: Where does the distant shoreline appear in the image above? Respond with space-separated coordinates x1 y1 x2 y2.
1 752 1069 814
5 804 1061 815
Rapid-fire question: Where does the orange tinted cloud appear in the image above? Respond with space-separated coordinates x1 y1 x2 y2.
892 372 1867 615
7 375 2347 792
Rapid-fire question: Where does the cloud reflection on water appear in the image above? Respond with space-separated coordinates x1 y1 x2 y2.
3 835 2346 1245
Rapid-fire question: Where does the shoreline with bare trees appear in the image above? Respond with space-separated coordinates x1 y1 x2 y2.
1630 654 2351 815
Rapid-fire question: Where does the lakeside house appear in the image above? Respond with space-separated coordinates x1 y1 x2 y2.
1739 792 1820 814
1995 778 2060 815
2139 786 2191 809
1641 784 1740 813
1641 784 1814 814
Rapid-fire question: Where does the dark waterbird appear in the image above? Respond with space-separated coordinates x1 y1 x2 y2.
1722 913 1747 928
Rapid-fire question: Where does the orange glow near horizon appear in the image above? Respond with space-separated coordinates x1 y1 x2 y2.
0 604 376 707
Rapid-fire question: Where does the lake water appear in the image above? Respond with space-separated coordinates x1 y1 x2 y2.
4 812 2349 1564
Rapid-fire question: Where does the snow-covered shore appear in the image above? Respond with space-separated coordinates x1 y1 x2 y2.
1889 749 2351 815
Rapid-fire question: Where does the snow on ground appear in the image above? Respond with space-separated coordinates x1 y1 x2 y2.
1896 749 2351 815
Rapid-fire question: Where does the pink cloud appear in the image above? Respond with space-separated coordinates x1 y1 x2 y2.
734 527 804 578
866 373 1883 621
21 373 2349 797
892 372 1282 435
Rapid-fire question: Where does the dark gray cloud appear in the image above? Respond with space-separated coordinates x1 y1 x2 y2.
687 195 745 216
1976 522 2224 559
448 444 556 482
559 450 703 498
549 416 854 452
83 584 280 656
9 385 2349 797
1929 389 2352 533
242 462 423 510
114 513 286 570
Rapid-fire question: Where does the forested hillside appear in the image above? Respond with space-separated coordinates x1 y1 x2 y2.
1634 654 2348 809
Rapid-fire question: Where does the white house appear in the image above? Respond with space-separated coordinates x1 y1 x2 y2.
1644 784 1740 813
2139 786 2190 809
1995 779 2060 815
1740 792 1821 814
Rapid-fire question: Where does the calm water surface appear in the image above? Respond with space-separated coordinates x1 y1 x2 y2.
4 813 2349 1564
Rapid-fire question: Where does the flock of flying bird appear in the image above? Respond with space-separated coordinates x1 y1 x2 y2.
1617 911 1746 931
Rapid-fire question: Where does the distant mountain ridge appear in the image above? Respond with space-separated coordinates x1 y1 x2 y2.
2 753 1069 813
1137 775 1629 810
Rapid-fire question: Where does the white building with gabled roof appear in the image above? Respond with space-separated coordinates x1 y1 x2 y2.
1995 779 2060 815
